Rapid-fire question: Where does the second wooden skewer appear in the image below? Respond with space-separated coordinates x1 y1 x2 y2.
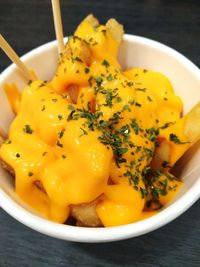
51 0 65 54
0 34 37 82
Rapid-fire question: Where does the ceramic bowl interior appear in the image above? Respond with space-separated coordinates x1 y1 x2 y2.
0 34 200 242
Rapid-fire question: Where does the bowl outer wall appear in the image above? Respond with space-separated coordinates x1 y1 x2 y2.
0 34 200 242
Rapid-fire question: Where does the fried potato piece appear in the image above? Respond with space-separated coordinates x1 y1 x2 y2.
0 134 15 176
0 137 4 146
0 127 8 140
151 139 171 171
184 102 200 143
84 14 99 27
151 101 200 171
106 18 124 44
0 157 15 177
67 84 79 104
0 156 48 196
70 198 103 227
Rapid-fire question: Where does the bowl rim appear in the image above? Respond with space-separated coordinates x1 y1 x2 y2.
0 34 200 243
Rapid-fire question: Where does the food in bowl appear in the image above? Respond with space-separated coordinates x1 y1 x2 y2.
0 15 200 228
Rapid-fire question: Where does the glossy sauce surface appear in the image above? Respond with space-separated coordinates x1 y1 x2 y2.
0 17 184 226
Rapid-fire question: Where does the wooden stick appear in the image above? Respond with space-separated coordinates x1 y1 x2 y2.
0 34 37 82
51 0 65 54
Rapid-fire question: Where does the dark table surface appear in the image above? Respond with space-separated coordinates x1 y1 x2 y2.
0 0 200 266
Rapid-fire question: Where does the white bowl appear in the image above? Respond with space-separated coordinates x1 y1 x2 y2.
0 34 200 243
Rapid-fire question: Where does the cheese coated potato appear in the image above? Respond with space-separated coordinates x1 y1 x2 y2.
1 14 197 227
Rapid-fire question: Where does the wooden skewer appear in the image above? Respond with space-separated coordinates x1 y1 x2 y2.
51 0 65 54
0 34 37 82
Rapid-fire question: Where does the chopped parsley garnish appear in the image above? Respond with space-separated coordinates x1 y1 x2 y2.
57 140 63 147
135 88 146 92
80 127 88 137
41 105 46 111
23 125 33 134
102 59 110 68
101 29 107 36
128 99 141 107
58 130 64 139
85 67 90 74
107 74 113 81
115 96 122 103
126 81 133 87
74 56 83 62
58 114 63 120
88 76 94 86
68 104 75 111
96 76 103 86
131 120 140 135
28 172 34 177
4 139 12 144
135 102 142 107
140 187 148 198
16 153 20 158
100 88 118 108
122 105 131 112
162 161 171 168
169 133 189 144
159 122 174 129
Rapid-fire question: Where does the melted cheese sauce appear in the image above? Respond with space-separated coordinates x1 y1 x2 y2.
0 17 183 226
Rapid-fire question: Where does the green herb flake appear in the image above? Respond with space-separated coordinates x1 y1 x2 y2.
74 57 83 62
41 105 46 111
58 131 64 139
88 76 94 86
102 59 110 68
58 114 63 120
169 133 189 144
135 88 146 92
135 102 142 107
96 76 103 86
80 127 88 137
4 139 12 144
101 29 107 36
107 74 113 81
162 161 171 168
28 172 34 177
85 67 90 74
131 120 140 135
140 187 148 198
122 105 131 112
115 96 122 103
23 125 33 134
68 104 75 111
57 140 63 147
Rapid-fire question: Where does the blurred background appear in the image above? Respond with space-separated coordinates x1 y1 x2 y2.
0 1 200 266
0 0 200 71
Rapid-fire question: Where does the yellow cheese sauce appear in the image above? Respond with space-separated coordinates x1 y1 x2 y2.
0 16 185 226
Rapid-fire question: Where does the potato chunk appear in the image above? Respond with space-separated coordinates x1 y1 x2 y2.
70 198 102 227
